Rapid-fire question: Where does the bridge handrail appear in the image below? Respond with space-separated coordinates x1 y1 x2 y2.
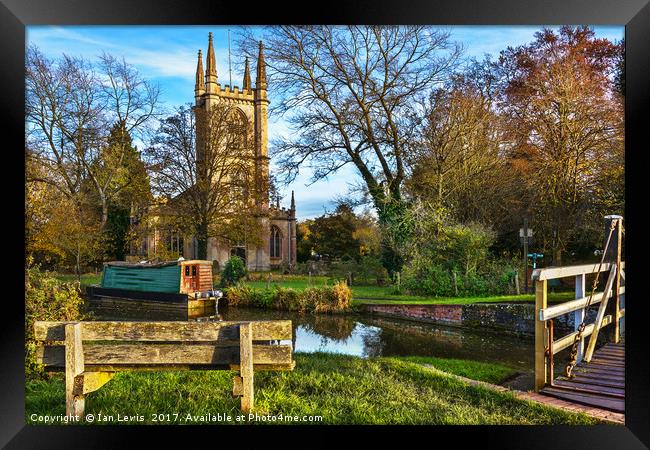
539 286 625 321
532 261 625 281
534 262 625 391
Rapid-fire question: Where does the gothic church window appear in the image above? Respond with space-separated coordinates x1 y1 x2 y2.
231 165 250 201
270 225 282 258
225 108 248 151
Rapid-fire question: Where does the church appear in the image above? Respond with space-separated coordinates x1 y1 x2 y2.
132 33 297 271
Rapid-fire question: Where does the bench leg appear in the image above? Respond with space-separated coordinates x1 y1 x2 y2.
239 322 254 413
65 323 85 419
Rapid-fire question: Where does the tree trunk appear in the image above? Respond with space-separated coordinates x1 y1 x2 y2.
553 247 563 267
375 197 410 277
196 221 209 260
100 194 108 231
552 224 563 266
76 241 81 283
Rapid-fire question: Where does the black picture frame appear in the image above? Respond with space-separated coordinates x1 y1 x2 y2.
2 0 648 447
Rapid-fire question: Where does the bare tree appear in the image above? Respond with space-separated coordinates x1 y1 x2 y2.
238 25 461 273
26 48 101 200
25 46 159 230
145 104 263 260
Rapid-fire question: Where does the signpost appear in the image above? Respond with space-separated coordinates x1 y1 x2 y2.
528 252 544 294
520 219 534 293
528 253 544 270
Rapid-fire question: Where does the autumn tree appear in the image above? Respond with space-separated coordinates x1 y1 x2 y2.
146 104 263 260
238 26 461 274
308 204 362 260
26 154 102 275
295 204 381 262
296 220 315 263
407 59 520 226
498 26 623 264
26 154 68 269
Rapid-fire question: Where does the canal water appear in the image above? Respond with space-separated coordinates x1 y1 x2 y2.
86 300 534 372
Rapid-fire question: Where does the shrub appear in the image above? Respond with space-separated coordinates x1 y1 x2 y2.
250 288 275 308
400 258 519 297
222 284 254 306
443 223 495 275
224 282 352 313
274 287 301 310
356 255 389 286
221 256 247 287
25 265 85 379
329 281 353 310
402 263 455 297
397 209 518 297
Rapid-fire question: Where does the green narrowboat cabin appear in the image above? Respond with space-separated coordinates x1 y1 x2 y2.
87 259 221 307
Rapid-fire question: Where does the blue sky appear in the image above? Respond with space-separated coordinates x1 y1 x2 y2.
27 25 624 220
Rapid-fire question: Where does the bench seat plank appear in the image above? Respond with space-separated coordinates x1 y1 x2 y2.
41 362 297 372
38 343 292 366
35 320 292 342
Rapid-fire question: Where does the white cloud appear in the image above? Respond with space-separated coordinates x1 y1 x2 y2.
27 26 113 49
27 26 227 81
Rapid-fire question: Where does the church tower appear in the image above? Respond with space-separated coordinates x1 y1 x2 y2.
189 32 296 271
254 42 270 209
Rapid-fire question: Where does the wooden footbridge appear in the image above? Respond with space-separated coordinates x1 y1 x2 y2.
532 216 625 414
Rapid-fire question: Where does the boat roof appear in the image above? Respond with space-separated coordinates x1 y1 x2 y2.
104 260 180 269
104 259 213 268
178 259 212 266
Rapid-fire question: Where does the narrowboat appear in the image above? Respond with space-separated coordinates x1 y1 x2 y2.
87 259 222 309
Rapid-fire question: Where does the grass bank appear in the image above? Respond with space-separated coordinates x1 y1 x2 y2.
50 271 574 306
243 279 574 305
394 356 517 384
26 353 600 425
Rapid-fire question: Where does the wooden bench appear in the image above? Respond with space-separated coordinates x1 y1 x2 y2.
34 320 295 419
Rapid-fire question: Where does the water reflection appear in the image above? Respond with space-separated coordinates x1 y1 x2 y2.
85 301 533 371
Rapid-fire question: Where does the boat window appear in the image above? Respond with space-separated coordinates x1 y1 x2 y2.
192 266 196 276
185 266 190 276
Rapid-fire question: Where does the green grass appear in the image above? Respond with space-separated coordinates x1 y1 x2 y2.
242 279 574 305
394 356 518 384
244 278 330 290
26 353 602 425
50 272 102 288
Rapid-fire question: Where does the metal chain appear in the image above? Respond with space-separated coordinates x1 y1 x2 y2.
565 220 618 378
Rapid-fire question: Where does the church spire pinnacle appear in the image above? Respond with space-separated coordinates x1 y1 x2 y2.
195 49 205 98
255 41 267 90
243 57 252 92
205 32 218 92
290 190 295 211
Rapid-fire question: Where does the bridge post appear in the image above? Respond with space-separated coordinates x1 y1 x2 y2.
605 215 623 343
534 279 548 391
574 274 585 363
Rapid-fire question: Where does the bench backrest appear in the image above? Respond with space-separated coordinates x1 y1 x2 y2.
34 320 294 371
